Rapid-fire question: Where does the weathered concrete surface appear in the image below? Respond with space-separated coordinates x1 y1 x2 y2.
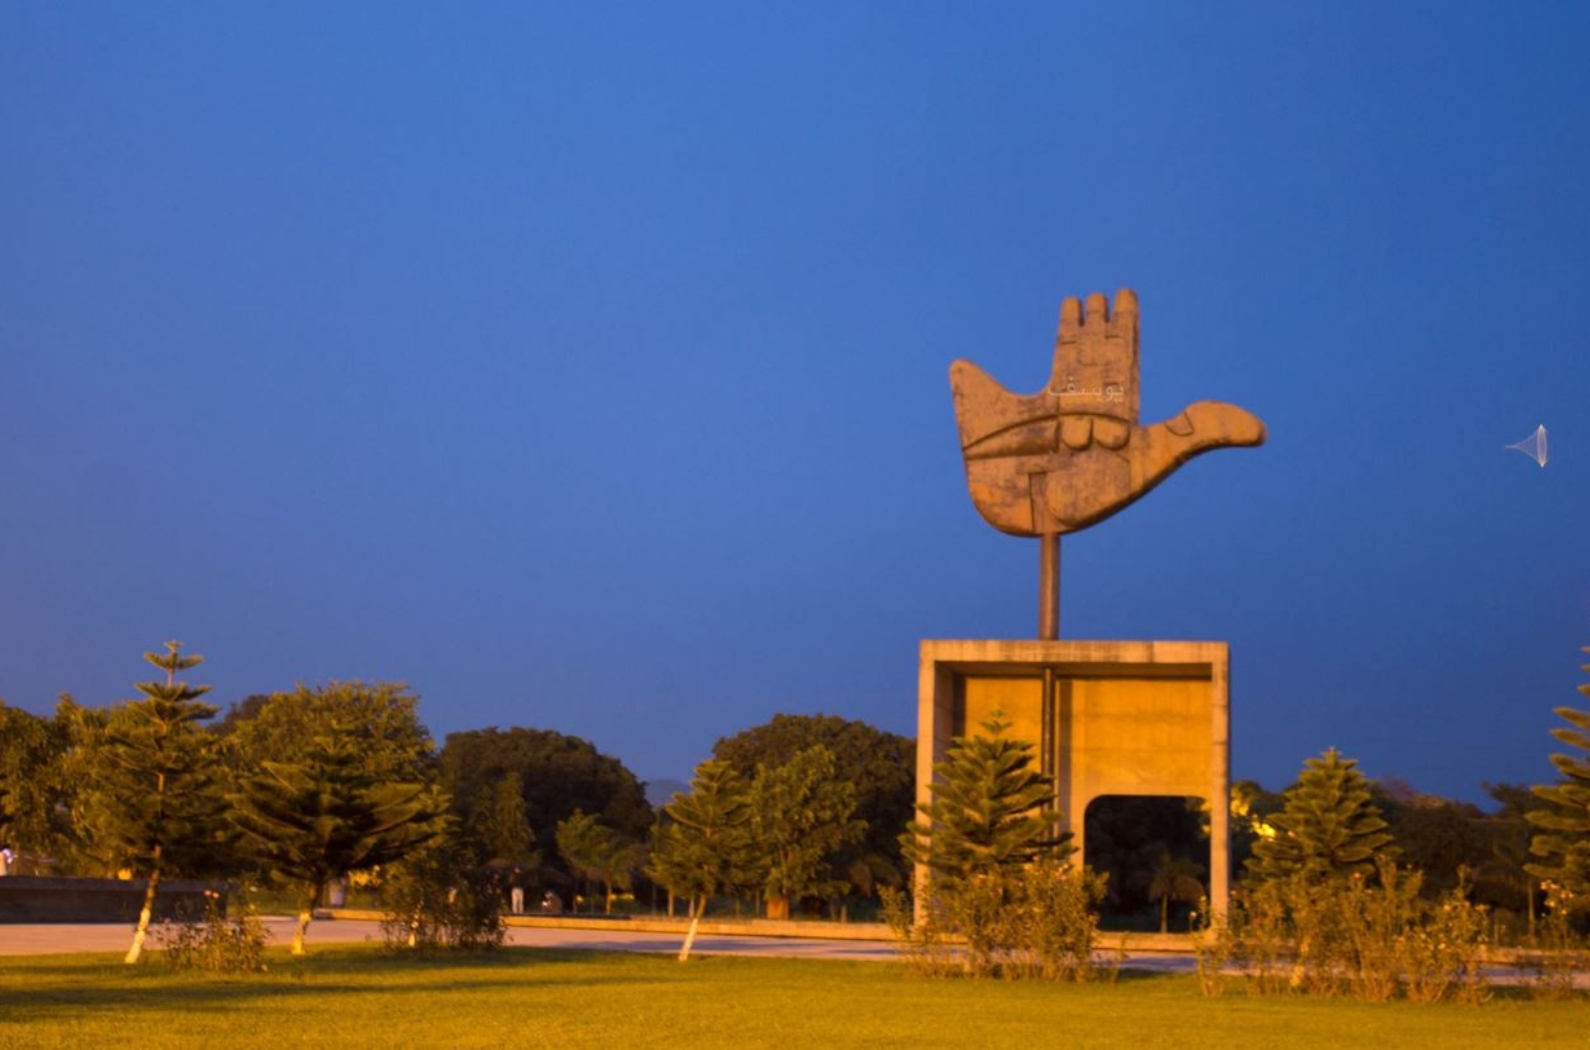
0 876 218 923
916 640 1230 919
950 289 1265 537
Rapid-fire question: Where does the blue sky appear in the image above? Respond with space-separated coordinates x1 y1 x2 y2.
3 3 1586 805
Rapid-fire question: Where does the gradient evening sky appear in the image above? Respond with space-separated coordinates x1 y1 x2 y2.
3 3 1587 805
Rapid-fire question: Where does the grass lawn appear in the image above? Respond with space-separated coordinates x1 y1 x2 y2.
1 947 1583 1049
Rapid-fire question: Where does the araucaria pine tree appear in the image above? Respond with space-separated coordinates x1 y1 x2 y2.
87 642 220 964
1247 748 1394 882
647 759 757 919
1526 648 1590 913
903 715 1072 890
647 759 759 961
230 729 440 954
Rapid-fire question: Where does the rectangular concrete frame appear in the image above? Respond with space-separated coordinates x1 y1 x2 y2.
916 640 1230 924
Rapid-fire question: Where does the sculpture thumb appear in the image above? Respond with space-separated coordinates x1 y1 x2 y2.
1135 401 1267 490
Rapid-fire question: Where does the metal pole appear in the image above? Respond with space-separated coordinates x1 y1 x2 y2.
1038 532 1060 640
1041 666 1055 776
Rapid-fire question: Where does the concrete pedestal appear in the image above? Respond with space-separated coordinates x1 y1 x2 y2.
916 640 1230 922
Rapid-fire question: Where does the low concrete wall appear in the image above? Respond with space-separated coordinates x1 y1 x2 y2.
325 907 893 942
518 914 897 942
322 907 1200 953
0 877 219 923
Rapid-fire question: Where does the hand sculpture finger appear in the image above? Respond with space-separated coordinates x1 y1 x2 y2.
950 290 1264 538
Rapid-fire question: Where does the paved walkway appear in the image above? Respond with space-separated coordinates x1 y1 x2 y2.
0 918 905 961
10 921 1579 987
0 918 1209 969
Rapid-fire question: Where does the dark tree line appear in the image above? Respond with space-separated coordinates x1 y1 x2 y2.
0 648 919 936
7 639 1590 951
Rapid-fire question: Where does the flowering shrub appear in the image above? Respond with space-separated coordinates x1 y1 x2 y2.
880 886 957 978
378 848 505 953
1514 882 1590 1000
883 861 1106 981
154 889 270 974
1197 859 1491 1002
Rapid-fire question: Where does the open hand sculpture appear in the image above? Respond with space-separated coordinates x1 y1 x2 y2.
951 289 1265 537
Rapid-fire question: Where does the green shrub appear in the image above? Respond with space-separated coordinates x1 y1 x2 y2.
995 859 1107 981
880 884 958 978
1199 859 1491 1002
378 848 505 953
155 888 270 974
1514 883 1590 1000
884 861 1105 981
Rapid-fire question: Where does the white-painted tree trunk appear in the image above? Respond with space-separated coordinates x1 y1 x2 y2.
677 914 700 963
292 908 312 955
124 864 162 964
291 880 325 955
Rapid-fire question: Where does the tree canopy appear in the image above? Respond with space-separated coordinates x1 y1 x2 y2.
440 726 652 845
1475 781 1539 924
0 700 70 868
554 809 640 914
1246 748 1394 882
220 681 435 783
230 731 441 953
466 770 537 868
1526 648 1590 912
71 642 222 963
903 715 1071 890
647 759 757 917
748 744 864 917
1372 782 1490 897
713 713 913 897
1084 794 1206 924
